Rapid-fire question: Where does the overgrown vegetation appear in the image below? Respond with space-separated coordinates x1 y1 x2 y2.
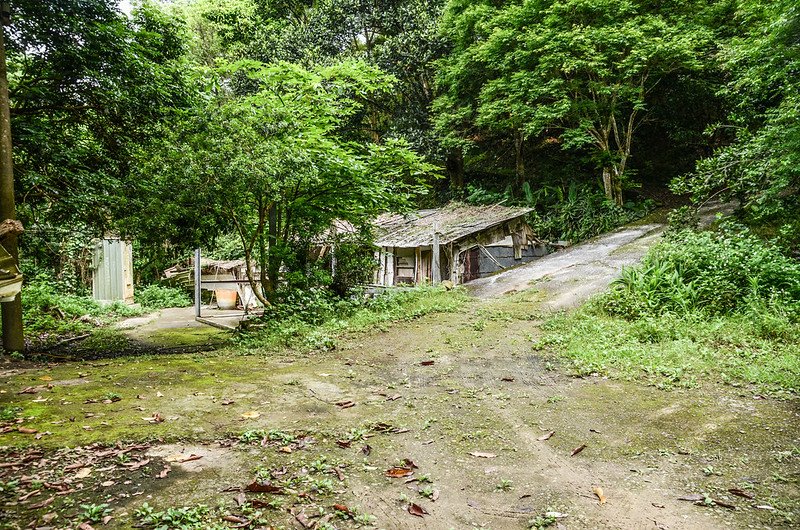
236 285 468 351
19 277 142 341
541 228 800 391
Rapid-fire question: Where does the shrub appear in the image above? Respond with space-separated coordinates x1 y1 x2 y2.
135 284 192 310
600 226 800 319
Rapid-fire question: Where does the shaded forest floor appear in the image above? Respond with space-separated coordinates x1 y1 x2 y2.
1 287 798 529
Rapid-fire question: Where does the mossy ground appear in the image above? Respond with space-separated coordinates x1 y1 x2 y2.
1 290 799 529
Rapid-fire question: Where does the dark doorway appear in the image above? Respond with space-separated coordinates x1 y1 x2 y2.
462 247 480 283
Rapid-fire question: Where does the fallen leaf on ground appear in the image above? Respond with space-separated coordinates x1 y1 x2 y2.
570 444 587 457
17 427 37 434
102 515 113 525
246 480 284 494
537 431 555 441
713 499 736 510
431 488 440 501
385 467 414 478
501 376 515 382
593 486 607 505
74 467 92 479
29 496 55 509
165 453 202 464
335 440 351 448
221 399 235 406
157 466 170 479
468 452 497 458
652 503 665 508
293 511 311 528
419 360 435 366
234 492 246 506
77 523 95 530
677 494 705 502
222 514 249 526
386 394 402 401
361 444 371 456
403 458 419 469
240 410 261 419
728 488 754 499
335 400 356 409
39 376 53 381
18 386 40 394
101 480 115 487
333 504 350 514
407 502 429 517
755 505 775 511
122 459 150 471
142 413 164 424
156 391 164 397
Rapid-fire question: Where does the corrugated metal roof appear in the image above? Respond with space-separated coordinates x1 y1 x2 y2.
374 203 533 248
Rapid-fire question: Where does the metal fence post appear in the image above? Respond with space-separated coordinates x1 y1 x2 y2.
194 248 201 318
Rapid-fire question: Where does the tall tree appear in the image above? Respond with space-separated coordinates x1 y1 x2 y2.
434 0 712 204
674 0 800 244
136 60 435 303
8 0 191 278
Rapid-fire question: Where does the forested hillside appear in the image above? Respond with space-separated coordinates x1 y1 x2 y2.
2 0 798 345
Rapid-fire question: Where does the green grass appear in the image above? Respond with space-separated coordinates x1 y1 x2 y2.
234 285 469 352
540 308 800 392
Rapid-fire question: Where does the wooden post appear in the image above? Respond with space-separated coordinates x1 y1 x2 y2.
431 231 441 284
0 7 23 353
414 246 422 285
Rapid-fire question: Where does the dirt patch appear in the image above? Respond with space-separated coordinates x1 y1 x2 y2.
1 293 798 528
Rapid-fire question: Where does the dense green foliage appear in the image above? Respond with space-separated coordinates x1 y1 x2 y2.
541 228 800 391
674 0 800 245
602 227 800 318
4 0 799 348
235 285 467 351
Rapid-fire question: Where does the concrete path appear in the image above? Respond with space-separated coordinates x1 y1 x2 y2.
467 223 664 308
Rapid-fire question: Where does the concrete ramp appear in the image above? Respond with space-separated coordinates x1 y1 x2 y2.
466 223 664 309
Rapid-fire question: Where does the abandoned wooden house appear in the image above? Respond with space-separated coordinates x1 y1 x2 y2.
372 203 546 286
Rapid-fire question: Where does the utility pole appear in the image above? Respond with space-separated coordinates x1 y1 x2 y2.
0 2 24 353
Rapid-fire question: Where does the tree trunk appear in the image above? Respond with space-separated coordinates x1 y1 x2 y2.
0 24 23 353
514 129 525 192
445 148 464 192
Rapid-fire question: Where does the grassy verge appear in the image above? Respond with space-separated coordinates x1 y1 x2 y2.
539 226 800 393
539 308 800 392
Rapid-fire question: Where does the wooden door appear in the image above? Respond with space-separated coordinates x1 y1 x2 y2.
462 247 480 283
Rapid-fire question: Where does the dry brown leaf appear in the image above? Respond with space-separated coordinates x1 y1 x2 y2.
17 427 37 434
537 431 555 441
335 400 356 409
157 466 170 479
728 488 754 499
245 480 284 494
74 467 92 479
77 523 95 530
593 486 607 505
570 444 587 457
403 458 419 469
407 502 429 517
142 413 164 424
361 444 371 456
419 360 435 366
713 499 737 510
29 496 55 509
165 453 202 464
468 451 497 458
384 467 414 478
333 503 350 514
